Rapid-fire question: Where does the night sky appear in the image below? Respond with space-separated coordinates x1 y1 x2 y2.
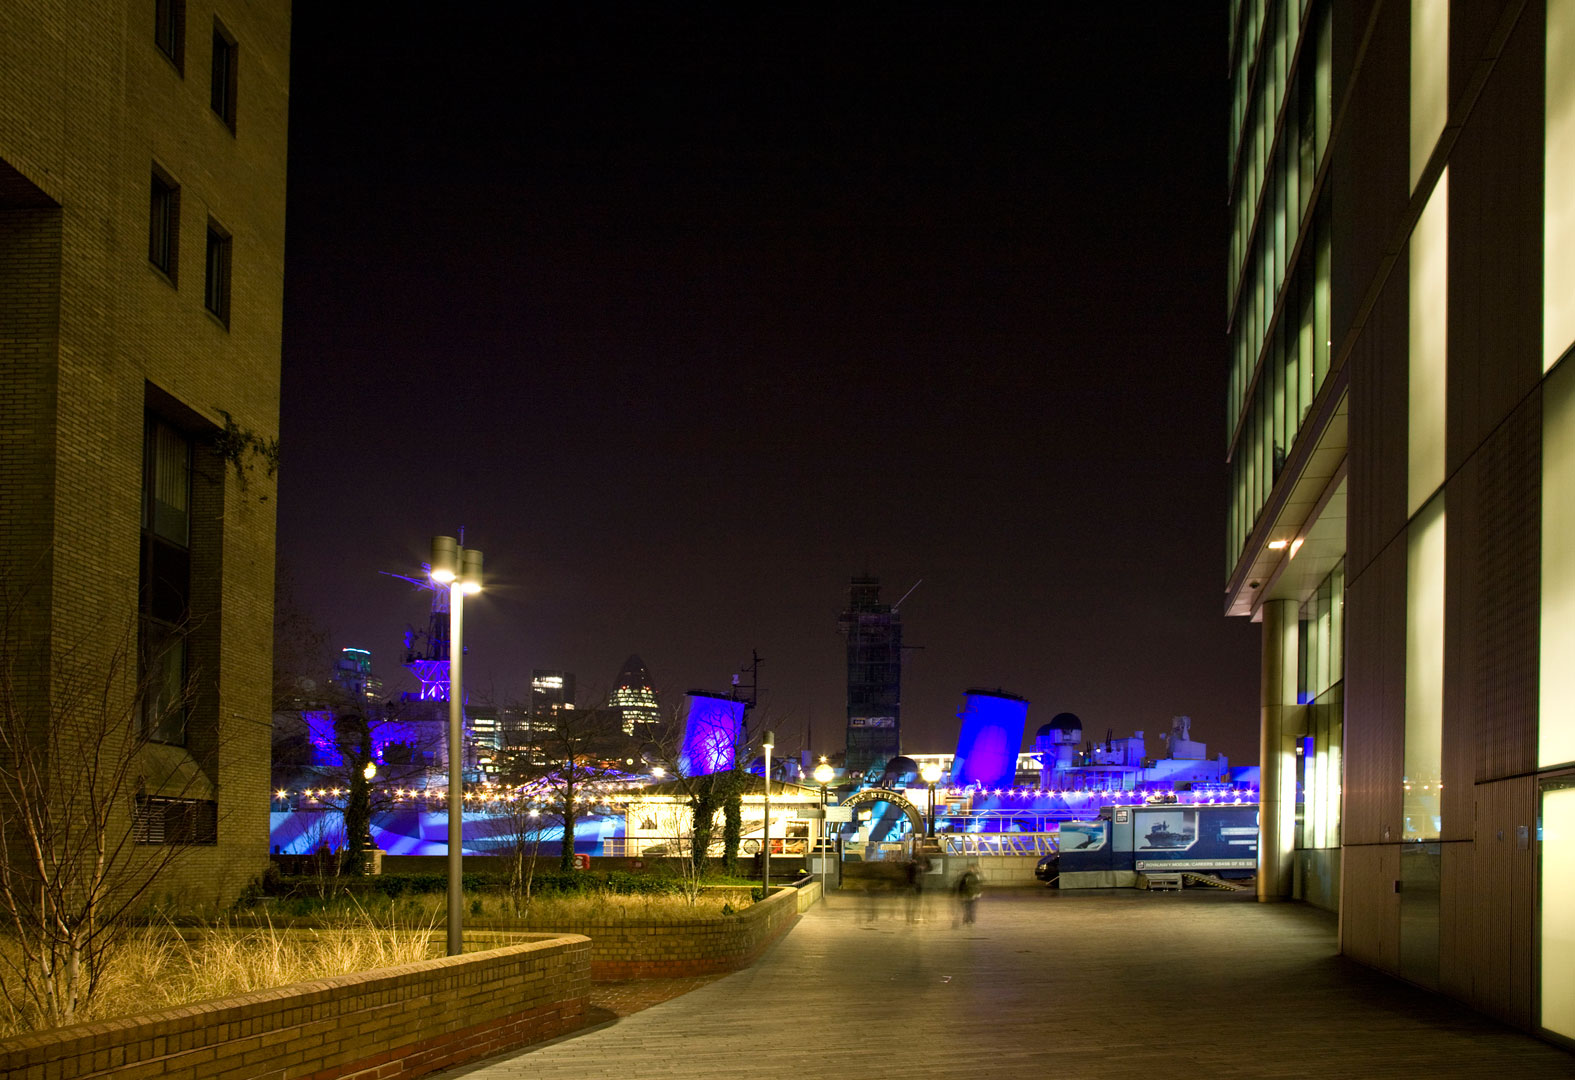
278 5 1261 764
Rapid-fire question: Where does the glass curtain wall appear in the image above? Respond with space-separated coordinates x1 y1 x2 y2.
1295 561 1344 909
1227 0 1334 572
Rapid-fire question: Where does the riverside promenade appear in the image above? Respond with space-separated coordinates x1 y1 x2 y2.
446 887 1575 1079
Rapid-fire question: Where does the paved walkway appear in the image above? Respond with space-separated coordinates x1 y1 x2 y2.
446 887 1575 1079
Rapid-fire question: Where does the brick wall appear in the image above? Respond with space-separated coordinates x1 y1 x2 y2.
531 884 806 980
0 933 590 1080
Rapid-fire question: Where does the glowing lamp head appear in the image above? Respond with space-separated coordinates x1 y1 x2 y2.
429 535 459 582
363 761 377 781
814 761 835 785
920 762 943 785
651 765 666 778
459 547 483 593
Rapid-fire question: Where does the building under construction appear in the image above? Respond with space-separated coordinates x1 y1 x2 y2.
838 576 904 776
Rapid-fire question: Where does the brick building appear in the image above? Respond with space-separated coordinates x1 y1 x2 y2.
0 2 291 905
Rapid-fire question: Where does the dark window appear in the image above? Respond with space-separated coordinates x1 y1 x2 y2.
140 416 192 744
210 22 237 130
133 796 218 845
204 222 231 325
148 169 179 282
154 0 185 71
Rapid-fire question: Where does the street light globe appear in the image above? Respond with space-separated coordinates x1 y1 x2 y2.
363 761 377 781
651 765 666 778
920 762 943 785
813 761 835 785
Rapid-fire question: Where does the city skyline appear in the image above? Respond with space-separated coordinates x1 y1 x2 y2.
276 6 1260 762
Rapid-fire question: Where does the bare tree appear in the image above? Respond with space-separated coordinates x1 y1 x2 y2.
493 704 626 871
0 588 210 1030
476 794 550 914
646 703 750 878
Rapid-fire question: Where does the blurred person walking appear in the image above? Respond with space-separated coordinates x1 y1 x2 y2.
953 862 982 927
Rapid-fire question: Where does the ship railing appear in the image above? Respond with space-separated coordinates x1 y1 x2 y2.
940 832 1058 856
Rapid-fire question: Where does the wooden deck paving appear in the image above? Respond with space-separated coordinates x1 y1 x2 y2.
444 887 1575 1079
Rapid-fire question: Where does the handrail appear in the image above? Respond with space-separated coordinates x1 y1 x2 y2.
941 833 1058 856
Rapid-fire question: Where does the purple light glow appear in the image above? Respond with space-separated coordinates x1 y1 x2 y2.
678 693 746 776
952 690 1029 791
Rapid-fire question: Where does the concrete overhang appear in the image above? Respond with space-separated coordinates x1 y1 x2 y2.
1225 389 1349 619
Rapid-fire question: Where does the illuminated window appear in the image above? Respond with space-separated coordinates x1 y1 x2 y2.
1541 358 1575 766
1547 0 1575 370
1408 170 1448 516
1541 782 1575 1039
1403 497 1445 841
1409 0 1449 190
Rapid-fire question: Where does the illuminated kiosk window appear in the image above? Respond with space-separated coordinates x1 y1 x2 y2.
951 689 1029 791
1404 496 1445 841
1542 358 1575 767
1409 168 1448 516
1410 0 1448 191
678 692 746 777
1542 783 1575 1041
1548 0 1575 370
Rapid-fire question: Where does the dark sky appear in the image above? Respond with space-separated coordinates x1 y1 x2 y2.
278 5 1262 764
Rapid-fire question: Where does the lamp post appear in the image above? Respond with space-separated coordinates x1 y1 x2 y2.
814 757 835 893
921 761 943 839
431 534 482 957
761 730 774 894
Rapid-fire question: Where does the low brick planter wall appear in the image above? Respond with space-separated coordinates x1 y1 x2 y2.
544 883 807 980
0 933 590 1080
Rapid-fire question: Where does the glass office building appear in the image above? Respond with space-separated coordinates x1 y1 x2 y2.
1225 0 1575 1045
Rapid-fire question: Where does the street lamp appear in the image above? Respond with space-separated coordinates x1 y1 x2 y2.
431 534 482 956
814 757 835 893
920 761 943 838
761 730 775 894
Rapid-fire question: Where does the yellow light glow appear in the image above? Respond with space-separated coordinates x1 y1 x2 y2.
1267 539 1289 550
1289 538 1304 559
430 568 456 583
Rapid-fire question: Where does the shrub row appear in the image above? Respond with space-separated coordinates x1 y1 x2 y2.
248 865 696 905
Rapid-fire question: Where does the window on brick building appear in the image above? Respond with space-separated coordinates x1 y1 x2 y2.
204 221 231 326
154 0 185 72
211 21 237 130
133 796 218 845
148 168 179 282
140 415 192 745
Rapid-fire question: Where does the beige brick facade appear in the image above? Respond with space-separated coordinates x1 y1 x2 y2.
0 1 290 905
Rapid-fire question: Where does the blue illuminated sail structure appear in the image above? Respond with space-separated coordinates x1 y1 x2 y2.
678 691 747 776
951 688 1030 791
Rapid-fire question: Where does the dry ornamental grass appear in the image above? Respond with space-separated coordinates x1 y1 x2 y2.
0 888 752 1036
0 913 438 1038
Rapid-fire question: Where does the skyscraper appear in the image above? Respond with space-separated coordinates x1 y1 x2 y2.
838 576 903 776
1225 0 1575 1039
531 669 577 718
609 655 659 736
